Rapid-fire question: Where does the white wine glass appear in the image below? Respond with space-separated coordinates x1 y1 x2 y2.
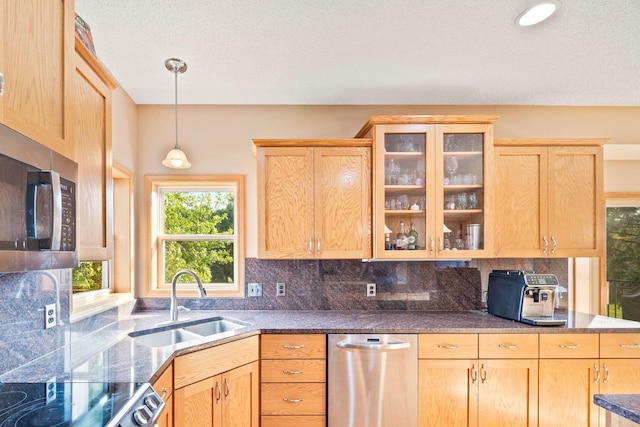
444 156 458 182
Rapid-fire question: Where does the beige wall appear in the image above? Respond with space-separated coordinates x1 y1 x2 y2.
115 104 640 293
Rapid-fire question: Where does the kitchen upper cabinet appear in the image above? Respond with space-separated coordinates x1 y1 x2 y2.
494 139 605 258
0 0 74 157
254 140 372 259
74 38 116 261
355 116 497 260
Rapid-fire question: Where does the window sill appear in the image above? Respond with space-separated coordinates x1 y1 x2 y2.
71 291 135 322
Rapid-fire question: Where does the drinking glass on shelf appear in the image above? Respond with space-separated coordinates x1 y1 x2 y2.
385 159 398 185
397 194 410 210
444 156 458 182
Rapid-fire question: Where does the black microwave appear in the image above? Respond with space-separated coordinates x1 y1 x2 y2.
0 125 77 272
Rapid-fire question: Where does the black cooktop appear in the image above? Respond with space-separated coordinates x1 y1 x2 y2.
0 381 146 426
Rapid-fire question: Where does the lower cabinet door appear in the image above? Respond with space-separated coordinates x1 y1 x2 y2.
419 359 478 427
221 361 259 427
538 359 599 427
155 393 173 427
477 359 538 427
174 376 218 427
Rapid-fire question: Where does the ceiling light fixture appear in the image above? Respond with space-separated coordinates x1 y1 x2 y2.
162 58 191 169
516 1 560 27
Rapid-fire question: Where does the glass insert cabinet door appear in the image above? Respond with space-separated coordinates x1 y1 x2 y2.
374 123 493 259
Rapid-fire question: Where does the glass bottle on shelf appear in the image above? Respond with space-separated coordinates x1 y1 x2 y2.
407 223 418 250
396 222 408 250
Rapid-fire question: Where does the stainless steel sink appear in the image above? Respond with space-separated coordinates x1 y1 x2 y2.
130 328 203 348
129 317 249 348
183 318 246 336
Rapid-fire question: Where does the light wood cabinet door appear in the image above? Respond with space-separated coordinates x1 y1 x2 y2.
599 359 640 427
539 359 599 427
256 142 371 259
74 48 114 261
257 146 314 258
0 0 74 156
314 146 371 259
547 146 603 257
494 146 548 257
174 376 218 427
419 359 478 427
494 140 604 257
477 359 538 427
221 361 259 427
155 393 174 427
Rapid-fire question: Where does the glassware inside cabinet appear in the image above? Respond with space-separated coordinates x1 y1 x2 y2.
442 133 485 251
384 133 427 251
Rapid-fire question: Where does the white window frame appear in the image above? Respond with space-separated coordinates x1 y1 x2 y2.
145 175 245 298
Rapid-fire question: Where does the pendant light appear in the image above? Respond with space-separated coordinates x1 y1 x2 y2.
162 58 191 169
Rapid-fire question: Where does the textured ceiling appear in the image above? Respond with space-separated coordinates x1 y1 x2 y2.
75 0 640 106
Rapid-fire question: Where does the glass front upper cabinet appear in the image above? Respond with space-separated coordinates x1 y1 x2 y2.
357 116 496 260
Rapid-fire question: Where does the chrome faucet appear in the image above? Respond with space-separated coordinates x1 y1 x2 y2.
164 269 207 324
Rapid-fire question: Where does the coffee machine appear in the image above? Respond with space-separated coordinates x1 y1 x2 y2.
487 270 567 326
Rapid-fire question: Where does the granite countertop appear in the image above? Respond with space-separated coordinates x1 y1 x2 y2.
595 394 640 425
3 309 640 384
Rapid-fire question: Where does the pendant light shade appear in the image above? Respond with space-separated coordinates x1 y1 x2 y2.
162 58 191 169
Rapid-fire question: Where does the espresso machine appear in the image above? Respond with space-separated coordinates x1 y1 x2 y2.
487 270 567 326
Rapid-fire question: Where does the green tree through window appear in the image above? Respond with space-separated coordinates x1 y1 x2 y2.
606 205 640 318
162 190 235 284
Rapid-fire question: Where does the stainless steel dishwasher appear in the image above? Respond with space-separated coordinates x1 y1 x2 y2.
328 334 417 427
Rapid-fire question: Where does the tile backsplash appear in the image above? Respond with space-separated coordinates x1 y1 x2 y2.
0 257 568 377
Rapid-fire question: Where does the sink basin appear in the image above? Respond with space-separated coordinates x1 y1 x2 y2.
130 328 203 348
183 318 246 336
129 317 249 348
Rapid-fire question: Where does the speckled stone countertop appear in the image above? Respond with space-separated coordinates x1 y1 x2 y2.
2 309 640 384
595 395 640 424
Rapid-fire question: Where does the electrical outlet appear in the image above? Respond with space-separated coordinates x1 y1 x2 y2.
367 283 376 297
44 303 56 329
45 377 57 404
248 283 262 297
276 282 286 297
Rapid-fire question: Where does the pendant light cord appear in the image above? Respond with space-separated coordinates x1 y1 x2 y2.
174 65 180 150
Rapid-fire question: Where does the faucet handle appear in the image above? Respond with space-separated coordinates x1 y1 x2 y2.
178 305 190 312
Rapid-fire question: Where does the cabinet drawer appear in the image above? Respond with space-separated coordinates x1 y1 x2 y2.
262 359 326 383
261 334 326 359
152 363 173 402
600 333 640 358
540 333 599 358
261 383 326 415
479 333 538 359
418 334 478 359
261 415 326 427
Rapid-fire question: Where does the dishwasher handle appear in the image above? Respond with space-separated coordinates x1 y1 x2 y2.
336 339 411 351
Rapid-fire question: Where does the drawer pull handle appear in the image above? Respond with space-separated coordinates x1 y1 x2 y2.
498 344 519 349
437 344 459 349
620 343 640 349
594 364 600 384
283 370 304 375
283 345 304 349
283 397 304 403
559 344 581 349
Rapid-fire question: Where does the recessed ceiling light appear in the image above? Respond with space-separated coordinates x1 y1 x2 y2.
516 1 561 26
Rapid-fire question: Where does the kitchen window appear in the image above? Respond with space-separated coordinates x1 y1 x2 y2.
145 175 244 297
604 193 640 320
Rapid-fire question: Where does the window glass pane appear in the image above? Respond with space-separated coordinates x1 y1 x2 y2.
163 191 234 235
606 205 640 319
163 240 234 284
72 261 104 293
